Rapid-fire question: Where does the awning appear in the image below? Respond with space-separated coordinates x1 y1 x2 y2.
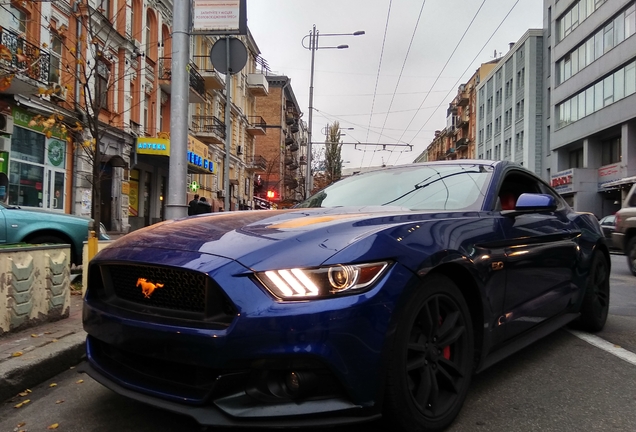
101 154 129 169
602 176 636 188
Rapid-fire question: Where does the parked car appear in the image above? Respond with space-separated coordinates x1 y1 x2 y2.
612 182 636 276
0 201 110 265
599 214 616 246
81 161 610 432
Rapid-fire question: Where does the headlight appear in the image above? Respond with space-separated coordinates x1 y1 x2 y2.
255 261 390 300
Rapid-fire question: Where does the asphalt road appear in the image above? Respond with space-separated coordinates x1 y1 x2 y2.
1 255 634 432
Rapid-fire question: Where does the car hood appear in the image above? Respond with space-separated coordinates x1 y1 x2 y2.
102 207 444 270
2 206 92 223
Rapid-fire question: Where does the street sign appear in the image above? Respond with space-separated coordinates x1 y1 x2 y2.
210 37 247 75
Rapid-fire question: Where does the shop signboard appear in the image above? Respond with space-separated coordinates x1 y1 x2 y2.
597 163 622 191
551 169 574 194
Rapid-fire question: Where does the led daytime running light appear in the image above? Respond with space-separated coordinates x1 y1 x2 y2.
258 261 390 300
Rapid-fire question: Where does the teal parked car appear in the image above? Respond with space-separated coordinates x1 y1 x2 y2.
0 201 110 265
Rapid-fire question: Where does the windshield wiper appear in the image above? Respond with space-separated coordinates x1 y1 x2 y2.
381 169 481 206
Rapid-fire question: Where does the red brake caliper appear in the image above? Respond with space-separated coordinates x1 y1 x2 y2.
439 316 451 360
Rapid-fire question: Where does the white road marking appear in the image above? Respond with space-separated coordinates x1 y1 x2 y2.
568 329 636 367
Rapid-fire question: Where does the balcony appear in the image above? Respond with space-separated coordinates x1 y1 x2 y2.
456 138 469 150
191 115 226 144
457 90 469 107
445 147 457 159
247 73 269 96
158 57 206 104
456 113 469 128
246 116 266 136
0 28 50 94
246 155 267 171
191 55 225 90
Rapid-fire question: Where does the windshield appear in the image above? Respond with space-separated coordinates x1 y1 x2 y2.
296 164 492 211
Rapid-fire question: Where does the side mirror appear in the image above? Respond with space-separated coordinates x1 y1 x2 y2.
502 193 557 216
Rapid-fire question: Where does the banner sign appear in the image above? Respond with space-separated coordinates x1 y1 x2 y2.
192 0 247 34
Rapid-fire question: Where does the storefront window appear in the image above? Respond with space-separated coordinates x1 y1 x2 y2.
8 161 44 207
12 127 45 164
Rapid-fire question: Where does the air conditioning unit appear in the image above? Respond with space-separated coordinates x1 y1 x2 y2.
217 190 226 199
0 136 11 151
0 114 14 134
51 84 67 101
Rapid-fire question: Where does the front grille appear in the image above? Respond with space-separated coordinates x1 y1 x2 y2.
90 263 237 324
109 265 206 313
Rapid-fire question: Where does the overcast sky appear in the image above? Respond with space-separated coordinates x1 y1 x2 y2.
246 0 543 170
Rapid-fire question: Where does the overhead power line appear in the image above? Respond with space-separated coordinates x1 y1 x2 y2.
385 0 489 166
408 0 522 155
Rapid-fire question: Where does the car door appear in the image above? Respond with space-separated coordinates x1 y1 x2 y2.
0 205 6 244
496 170 580 339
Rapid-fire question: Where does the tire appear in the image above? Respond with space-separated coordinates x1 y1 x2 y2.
578 252 610 332
627 237 636 277
384 275 474 432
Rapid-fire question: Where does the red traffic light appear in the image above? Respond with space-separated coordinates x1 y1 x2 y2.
266 190 276 199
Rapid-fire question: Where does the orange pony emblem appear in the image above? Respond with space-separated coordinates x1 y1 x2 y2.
136 278 164 298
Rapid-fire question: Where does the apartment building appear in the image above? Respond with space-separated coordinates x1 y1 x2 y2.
253 75 307 207
0 0 270 233
545 0 636 217
476 30 544 176
414 61 497 163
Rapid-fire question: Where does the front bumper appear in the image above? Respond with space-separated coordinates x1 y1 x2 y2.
82 254 419 426
612 232 625 252
78 360 379 428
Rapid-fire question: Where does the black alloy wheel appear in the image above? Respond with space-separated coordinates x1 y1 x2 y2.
578 252 610 332
385 275 474 432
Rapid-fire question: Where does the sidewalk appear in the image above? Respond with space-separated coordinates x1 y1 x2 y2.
0 294 85 402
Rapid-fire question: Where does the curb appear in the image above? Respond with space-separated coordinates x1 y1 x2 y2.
0 332 86 402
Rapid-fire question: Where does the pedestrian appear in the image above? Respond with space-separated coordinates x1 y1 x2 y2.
188 194 199 216
195 196 212 214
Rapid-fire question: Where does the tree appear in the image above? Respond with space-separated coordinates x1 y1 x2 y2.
324 122 343 185
11 0 146 233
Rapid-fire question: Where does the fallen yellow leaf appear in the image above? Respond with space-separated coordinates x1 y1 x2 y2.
18 391 28 396
12 351 23 357
52 339 58 342
17 422 26 427
31 334 38 338
49 383 57 388
14 399 30 408
56 400 64 404
26 389 32 393
76 379 84 384
47 424 59 429
44 331 52 334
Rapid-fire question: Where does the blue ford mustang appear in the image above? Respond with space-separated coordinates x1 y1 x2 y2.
81 161 610 431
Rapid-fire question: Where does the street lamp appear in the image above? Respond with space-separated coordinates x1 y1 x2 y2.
302 25 364 198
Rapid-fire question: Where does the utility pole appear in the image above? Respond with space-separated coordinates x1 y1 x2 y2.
165 0 190 220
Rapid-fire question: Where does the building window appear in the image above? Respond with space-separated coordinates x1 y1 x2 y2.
98 0 110 19
601 137 621 165
569 148 584 168
556 59 636 127
49 33 62 84
557 0 607 43
96 59 110 111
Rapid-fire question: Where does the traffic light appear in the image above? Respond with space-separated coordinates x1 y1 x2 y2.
266 190 276 200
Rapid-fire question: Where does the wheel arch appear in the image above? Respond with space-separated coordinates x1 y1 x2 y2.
427 263 484 369
22 229 79 264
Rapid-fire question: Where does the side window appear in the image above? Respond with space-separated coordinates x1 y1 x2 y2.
495 171 543 211
537 181 568 211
